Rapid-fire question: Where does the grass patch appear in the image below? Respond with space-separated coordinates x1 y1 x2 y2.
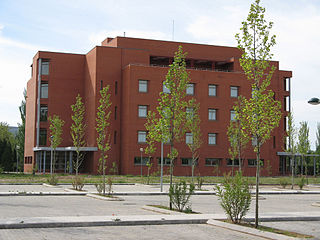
222 220 313 238
148 204 199 214
1 173 320 185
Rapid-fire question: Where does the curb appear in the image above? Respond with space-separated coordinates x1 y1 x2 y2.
207 219 297 240
86 193 124 201
0 215 209 229
0 192 87 196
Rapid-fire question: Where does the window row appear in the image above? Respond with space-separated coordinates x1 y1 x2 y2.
137 105 237 121
134 157 265 167
138 131 217 145
138 80 239 97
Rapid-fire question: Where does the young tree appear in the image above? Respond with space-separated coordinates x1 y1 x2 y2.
145 118 157 185
185 99 202 183
235 0 282 228
145 46 190 209
297 121 310 178
285 112 297 189
70 94 87 175
16 89 26 171
49 115 65 174
96 86 112 195
0 122 15 171
228 97 249 174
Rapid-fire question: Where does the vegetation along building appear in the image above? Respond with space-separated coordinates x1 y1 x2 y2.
24 36 292 176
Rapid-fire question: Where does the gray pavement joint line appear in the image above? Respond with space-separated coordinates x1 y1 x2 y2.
207 219 296 240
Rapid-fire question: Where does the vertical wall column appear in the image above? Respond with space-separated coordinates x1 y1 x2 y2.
43 152 46 173
36 58 42 147
69 152 73 174
64 151 67 173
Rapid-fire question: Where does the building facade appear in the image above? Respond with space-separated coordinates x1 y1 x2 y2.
24 37 292 176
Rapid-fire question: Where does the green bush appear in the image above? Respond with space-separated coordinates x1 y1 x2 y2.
95 181 104 194
47 174 58 185
215 172 251 224
196 175 204 190
169 180 195 212
279 178 288 189
72 175 85 191
298 177 306 190
95 177 113 196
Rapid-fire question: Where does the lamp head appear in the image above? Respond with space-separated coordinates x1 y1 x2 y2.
308 97 320 105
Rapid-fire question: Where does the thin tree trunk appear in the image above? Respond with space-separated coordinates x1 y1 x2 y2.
103 157 106 196
255 143 260 228
291 156 294 189
169 143 174 210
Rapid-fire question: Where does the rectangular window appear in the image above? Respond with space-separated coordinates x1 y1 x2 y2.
181 158 196 166
205 158 221 166
138 105 148 118
163 81 170 93
230 110 236 121
40 105 48 122
114 106 117 120
41 60 49 75
186 83 195 95
208 133 217 145
208 84 217 96
138 131 147 143
248 159 264 167
114 131 117 144
273 136 276 149
39 129 47 146
227 158 240 166
100 80 103 90
186 107 194 119
134 156 149 165
230 86 238 98
139 80 148 93
40 82 48 98
186 132 193 144
284 78 290 91
284 96 290 111
157 157 171 165
208 109 216 121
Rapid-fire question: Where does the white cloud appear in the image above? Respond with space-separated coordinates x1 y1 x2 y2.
186 16 239 47
88 29 169 46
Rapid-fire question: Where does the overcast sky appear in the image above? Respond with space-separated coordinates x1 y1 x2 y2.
0 0 319 149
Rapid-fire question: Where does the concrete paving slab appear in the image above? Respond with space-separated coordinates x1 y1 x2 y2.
207 219 297 240
0 224 268 240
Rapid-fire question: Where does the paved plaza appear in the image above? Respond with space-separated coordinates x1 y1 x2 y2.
0 183 319 239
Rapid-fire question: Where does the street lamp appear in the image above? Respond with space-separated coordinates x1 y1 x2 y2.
308 97 320 105
140 147 143 177
16 145 20 173
50 136 54 175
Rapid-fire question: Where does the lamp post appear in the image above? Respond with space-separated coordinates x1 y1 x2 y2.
140 147 143 177
16 145 20 173
308 97 320 178
50 136 53 175
160 141 164 192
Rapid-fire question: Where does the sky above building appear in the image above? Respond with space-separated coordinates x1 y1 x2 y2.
0 0 319 149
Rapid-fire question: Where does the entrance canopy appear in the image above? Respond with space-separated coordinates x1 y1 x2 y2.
33 147 98 152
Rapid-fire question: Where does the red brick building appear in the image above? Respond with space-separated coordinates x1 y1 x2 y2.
24 36 292 176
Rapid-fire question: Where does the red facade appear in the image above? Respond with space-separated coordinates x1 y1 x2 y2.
24 37 292 176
